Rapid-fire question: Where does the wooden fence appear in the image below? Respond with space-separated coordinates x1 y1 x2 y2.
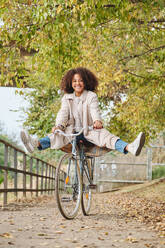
0 138 57 206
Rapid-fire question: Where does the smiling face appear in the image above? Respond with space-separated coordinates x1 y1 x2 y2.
72 73 85 96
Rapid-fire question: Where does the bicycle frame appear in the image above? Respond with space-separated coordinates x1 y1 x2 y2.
55 127 95 218
70 137 94 188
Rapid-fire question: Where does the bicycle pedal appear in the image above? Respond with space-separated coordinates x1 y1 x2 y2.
89 184 97 189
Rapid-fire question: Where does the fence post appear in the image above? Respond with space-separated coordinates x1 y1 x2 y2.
4 144 8 206
36 159 39 197
41 162 44 195
14 150 18 198
23 153 26 197
51 166 54 194
147 147 152 181
30 157 33 196
53 167 56 189
45 163 48 193
48 165 51 194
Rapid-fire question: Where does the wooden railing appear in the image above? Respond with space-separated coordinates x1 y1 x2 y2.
0 139 56 206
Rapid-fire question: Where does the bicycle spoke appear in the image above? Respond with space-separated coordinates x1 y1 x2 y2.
55 154 82 219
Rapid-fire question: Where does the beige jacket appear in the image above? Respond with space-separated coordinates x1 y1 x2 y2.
48 90 119 150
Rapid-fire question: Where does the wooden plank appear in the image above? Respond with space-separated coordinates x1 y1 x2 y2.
100 162 147 165
152 163 165 166
0 165 54 179
98 179 147 183
0 188 55 193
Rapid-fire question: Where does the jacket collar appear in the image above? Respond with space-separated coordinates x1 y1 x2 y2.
65 90 88 102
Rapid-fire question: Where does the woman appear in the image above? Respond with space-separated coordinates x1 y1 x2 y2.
21 67 145 156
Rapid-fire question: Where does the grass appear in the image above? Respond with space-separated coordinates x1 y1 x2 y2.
152 166 165 179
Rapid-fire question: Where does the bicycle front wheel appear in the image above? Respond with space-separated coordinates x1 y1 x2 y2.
81 159 92 215
55 153 82 219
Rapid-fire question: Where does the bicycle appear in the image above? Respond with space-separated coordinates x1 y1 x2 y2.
55 127 96 219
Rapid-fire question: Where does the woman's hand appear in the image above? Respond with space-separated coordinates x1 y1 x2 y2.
52 124 65 133
51 126 61 133
93 120 103 129
52 126 58 133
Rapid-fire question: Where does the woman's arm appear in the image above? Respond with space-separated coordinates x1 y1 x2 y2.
89 93 103 129
52 95 69 132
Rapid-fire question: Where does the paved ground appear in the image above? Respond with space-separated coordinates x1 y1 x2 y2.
0 193 165 248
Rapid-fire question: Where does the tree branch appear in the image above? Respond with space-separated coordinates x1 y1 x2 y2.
119 45 165 62
123 69 146 79
138 18 165 25
2 41 38 56
103 4 116 8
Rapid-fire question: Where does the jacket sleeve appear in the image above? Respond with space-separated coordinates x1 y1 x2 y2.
89 93 102 123
55 95 69 128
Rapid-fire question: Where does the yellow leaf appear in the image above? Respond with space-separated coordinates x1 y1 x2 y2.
0 232 13 238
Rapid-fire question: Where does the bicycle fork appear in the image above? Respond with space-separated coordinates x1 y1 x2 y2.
65 157 79 200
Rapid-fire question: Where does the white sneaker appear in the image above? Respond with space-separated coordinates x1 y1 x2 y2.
127 132 145 156
20 130 38 153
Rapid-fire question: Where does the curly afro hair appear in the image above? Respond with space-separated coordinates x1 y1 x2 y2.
60 67 98 93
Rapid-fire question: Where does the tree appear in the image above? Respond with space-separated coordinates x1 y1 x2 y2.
0 0 164 142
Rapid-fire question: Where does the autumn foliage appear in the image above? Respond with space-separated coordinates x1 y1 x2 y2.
0 1 164 141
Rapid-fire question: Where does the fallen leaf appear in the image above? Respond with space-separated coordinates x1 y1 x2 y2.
72 240 78 243
126 236 138 243
37 233 47 236
40 217 47 221
55 231 64 234
0 233 13 238
60 225 66 228
98 237 104 241
8 241 15 245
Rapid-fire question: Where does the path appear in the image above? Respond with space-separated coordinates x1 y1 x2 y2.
0 193 164 248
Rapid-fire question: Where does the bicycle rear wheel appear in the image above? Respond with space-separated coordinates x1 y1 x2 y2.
55 153 82 219
81 159 92 215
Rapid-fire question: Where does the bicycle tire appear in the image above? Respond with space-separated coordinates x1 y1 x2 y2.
81 158 92 215
55 153 82 219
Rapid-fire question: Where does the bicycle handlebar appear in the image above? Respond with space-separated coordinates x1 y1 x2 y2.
54 126 93 137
